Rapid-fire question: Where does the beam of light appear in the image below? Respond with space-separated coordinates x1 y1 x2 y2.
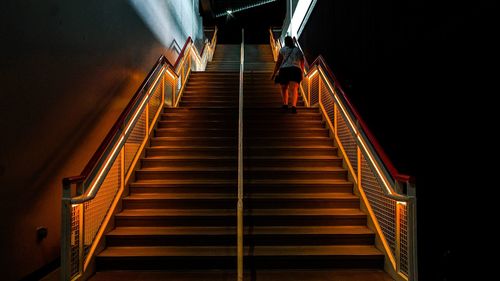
129 0 203 52
215 0 277 17
288 0 317 38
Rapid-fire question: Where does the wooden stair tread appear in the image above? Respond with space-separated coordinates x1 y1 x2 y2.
107 226 373 236
124 193 357 200
138 167 346 172
131 178 352 186
98 245 382 257
116 208 365 217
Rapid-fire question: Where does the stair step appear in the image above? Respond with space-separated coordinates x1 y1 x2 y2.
96 245 383 270
106 226 374 246
115 208 367 227
122 192 358 209
129 179 353 194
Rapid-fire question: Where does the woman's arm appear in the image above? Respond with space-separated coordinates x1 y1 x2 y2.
271 53 284 79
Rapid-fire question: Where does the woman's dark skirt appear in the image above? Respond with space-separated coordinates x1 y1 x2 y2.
276 66 303 85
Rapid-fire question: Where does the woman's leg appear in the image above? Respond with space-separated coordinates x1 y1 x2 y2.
280 83 289 106
289 81 299 107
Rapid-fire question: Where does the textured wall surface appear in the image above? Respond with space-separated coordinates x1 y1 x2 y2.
0 1 202 279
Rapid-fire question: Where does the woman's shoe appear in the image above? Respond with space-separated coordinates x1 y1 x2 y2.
291 106 297 114
282 104 288 110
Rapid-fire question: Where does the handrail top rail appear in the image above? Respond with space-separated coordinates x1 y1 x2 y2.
305 55 413 184
63 29 218 187
62 57 166 186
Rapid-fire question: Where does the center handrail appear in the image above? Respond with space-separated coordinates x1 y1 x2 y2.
237 28 245 281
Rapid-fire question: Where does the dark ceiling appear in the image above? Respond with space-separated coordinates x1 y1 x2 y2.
200 0 286 44
201 0 281 18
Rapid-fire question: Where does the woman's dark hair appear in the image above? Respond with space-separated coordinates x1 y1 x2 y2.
284 36 294 48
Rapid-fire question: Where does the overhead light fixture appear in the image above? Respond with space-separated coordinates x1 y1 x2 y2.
215 0 277 17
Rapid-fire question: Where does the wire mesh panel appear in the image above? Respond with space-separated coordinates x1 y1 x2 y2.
164 76 175 107
70 205 81 278
336 107 358 173
399 204 409 277
183 57 190 83
83 155 121 259
361 154 396 255
310 74 320 106
148 81 163 125
320 77 335 125
124 110 146 174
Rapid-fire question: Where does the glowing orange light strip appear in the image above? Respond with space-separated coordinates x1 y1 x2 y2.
166 68 176 80
309 69 318 78
85 67 166 198
318 67 399 196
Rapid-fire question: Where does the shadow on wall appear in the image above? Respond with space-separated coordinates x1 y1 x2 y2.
0 0 201 279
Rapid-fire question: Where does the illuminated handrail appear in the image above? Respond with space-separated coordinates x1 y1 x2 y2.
237 28 244 281
308 55 412 183
61 28 217 281
269 29 417 281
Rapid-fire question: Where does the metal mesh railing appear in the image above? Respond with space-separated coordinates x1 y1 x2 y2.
336 107 358 174
310 72 320 106
83 156 121 255
399 203 409 277
361 154 397 255
62 29 218 281
296 62 416 280
124 111 146 175
70 205 80 277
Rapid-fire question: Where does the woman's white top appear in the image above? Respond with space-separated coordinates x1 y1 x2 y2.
279 46 304 69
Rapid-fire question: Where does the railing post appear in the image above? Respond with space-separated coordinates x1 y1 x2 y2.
61 182 72 281
78 203 84 275
407 181 418 281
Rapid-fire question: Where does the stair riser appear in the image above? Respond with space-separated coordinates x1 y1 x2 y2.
106 234 374 247
146 149 236 157
129 184 353 194
150 139 237 146
122 198 358 209
157 122 321 129
245 148 337 157
115 215 367 227
244 171 347 180
141 159 237 168
140 159 344 168
157 122 238 129
96 256 382 271
179 102 238 107
155 130 237 137
244 139 333 146
243 131 329 137
135 171 237 180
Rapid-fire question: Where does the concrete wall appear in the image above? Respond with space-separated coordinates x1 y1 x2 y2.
0 1 202 279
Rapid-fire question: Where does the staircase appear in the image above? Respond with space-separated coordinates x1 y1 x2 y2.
96 46 241 271
93 44 386 279
242 46 383 269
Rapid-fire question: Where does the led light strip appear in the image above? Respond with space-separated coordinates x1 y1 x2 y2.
317 67 397 196
81 66 166 201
